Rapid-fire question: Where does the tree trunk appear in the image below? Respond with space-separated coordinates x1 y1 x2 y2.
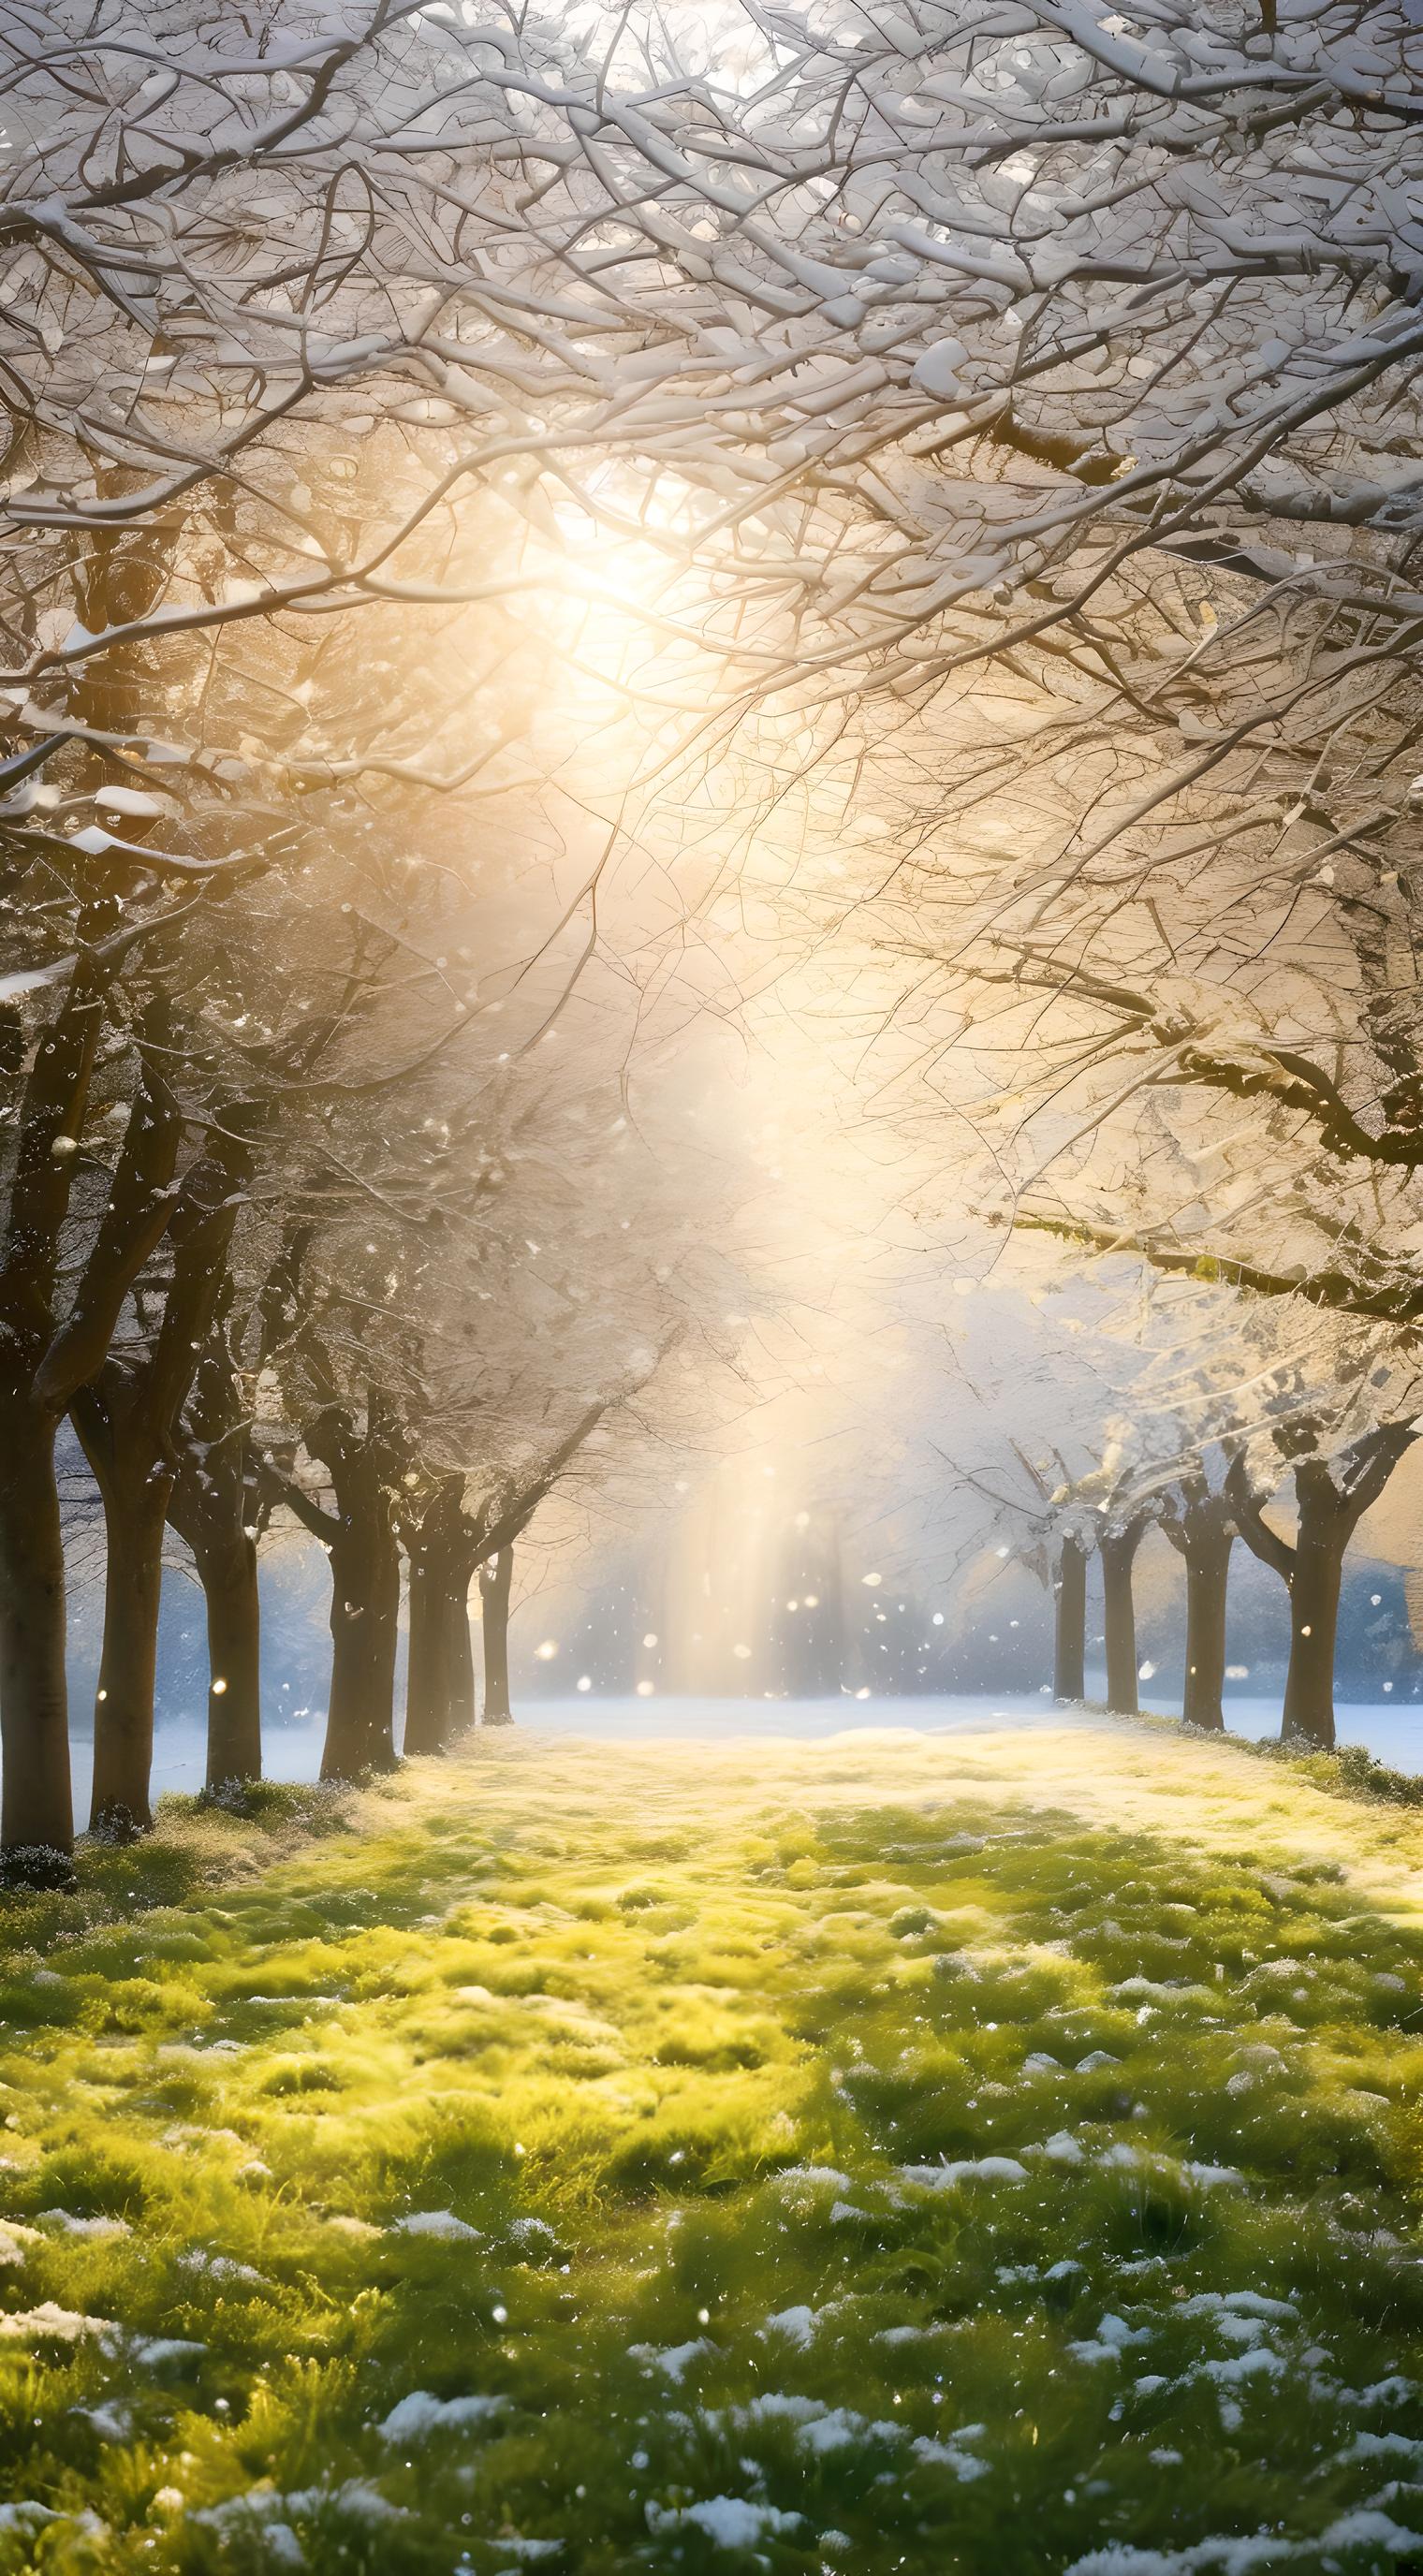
447 1569 477 1734
480 1546 514 1724
1281 1500 1345 1751
300 1401 403 1784
1100 1524 1144 1717
1229 1433 1413 1756
197 1535 263 1791
1053 1534 1087 1702
76 1123 252 1834
169 1339 266 1793
88 1480 168 1837
1181 1532 1231 1733
322 1517 400 1779
403 1540 452 1756
0 954 185 1870
0 1412 73 1867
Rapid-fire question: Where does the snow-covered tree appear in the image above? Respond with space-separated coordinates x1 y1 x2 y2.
10 0 1423 1829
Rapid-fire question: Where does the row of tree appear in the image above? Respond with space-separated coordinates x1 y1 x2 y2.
1038 1422 1416 1747
0 580 753 1868
5 0 1423 1854
0 876 720 1865
935 1272 1421 1752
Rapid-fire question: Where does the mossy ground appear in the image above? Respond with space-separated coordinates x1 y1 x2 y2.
0 1715 1421 2576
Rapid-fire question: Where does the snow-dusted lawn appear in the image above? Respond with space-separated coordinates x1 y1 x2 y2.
520 1690 1423 1771
3 1720 1421 2573
78 1690 1421 1824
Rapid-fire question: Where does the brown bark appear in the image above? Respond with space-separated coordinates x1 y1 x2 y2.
1280 1493 1346 1750
169 1314 267 1793
1161 1479 1233 1733
86 1481 168 1837
74 1117 250 1834
1181 1534 1231 1732
0 964 108 1861
1228 1426 1417 1752
403 1541 453 1757
0 960 182 1861
289 1398 403 1781
400 1476 475 1757
0 1414 73 1868
196 1536 263 1792
447 1575 477 1734
403 1545 477 1752
1053 1533 1087 1702
323 1522 400 1778
1099 1519 1148 1717
479 1545 515 1724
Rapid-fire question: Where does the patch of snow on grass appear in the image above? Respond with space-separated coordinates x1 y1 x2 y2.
912 2427 990 2481
287 2480 404 2525
628 2337 714 2382
1069 2314 1152 2364
38 2210 129 2238
192 2491 302 2560
378 2393 506 2442
1342 2432 1423 2464
1065 2504 1423 2573
646 2496 804 2548
759 2305 817 2346
179 2250 265 2285
1198 2347 1285 2385
735 2394 899 2453
0 2303 114 2343
899 2155 1027 2188
391 2211 480 2241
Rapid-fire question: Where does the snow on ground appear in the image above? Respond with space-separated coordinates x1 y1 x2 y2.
497 1690 1423 1771
66 1690 1421 1822
511 1690 1423 1764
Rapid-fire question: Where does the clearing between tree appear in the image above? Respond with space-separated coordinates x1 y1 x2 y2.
0 1715 1420 2576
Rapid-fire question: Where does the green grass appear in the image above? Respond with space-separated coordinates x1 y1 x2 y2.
0 1721 1419 2574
